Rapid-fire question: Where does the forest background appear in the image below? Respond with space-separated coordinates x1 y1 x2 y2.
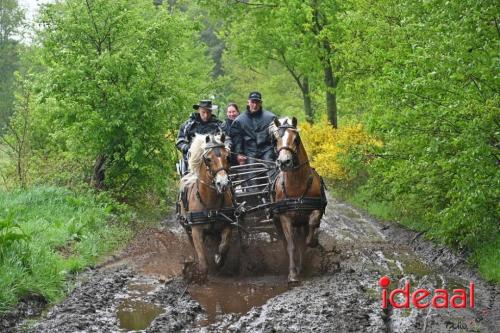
0 0 498 313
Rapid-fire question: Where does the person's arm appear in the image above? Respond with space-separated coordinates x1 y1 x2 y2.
175 122 190 154
230 120 247 164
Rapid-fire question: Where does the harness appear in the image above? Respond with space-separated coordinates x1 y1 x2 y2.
177 142 237 229
270 172 327 215
271 123 328 214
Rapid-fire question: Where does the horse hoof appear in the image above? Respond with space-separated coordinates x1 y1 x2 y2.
288 273 300 283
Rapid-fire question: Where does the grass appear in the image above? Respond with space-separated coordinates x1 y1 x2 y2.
334 186 500 284
0 186 133 313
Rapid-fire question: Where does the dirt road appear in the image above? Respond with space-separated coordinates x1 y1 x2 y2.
10 193 500 332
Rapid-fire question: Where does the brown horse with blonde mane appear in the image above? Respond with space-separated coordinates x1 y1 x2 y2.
177 133 234 282
270 117 327 282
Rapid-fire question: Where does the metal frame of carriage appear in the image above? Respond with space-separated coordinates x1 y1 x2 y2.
228 160 280 240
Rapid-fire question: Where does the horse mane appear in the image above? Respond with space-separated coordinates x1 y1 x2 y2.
180 134 224 189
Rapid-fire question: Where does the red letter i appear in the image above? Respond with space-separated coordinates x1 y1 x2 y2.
379 276 391 308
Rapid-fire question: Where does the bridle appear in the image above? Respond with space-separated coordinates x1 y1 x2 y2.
274 125 307 170
202 142 230 180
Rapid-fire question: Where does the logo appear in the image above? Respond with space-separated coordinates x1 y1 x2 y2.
379 276 475 309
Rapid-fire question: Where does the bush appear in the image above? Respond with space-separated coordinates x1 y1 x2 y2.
0 186 132 313
300 117 382 190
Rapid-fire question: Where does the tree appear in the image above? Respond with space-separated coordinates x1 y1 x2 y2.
0 0 24 133
30 0 214 193
0 74 32 188
335 0 499 263
200 0 342 126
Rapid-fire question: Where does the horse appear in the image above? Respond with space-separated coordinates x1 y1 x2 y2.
177 133 234 282
270 117 327 282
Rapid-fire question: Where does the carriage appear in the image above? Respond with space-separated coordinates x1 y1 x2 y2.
229 160 279 239
176 118 327 282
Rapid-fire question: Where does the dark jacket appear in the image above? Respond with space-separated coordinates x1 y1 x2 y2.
221 118 234 133
221 118 237 164
230 107 276 160
176 113 223 156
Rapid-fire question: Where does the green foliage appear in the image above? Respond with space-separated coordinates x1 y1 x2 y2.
200 0 342 124
0 186 132 312
0 212 28 252
0 0 24 132
335 0 499 281
19 0 214 195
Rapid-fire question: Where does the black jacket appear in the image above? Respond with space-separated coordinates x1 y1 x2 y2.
230 107 276 159
176 113 223 155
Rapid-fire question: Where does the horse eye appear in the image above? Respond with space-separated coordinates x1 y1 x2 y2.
205 157 212 163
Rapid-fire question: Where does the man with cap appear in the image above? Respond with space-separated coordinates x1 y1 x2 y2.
230 91 276 164
176 100 223 174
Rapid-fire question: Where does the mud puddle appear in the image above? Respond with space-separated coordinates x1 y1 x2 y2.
189 276 289 326
19 194 500 333
116 282 165 331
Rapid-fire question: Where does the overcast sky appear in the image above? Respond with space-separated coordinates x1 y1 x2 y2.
19 0 54 22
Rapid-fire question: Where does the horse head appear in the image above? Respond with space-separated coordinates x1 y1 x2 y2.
271 117 302 171
202 134 231 193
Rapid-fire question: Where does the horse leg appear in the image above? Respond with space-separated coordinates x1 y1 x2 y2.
215 225 232 267
306 210 322 248
296 225 307 275
281 215 299 282
191 226 208 282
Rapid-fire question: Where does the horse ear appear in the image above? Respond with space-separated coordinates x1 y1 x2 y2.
220 133 225 143
273 118 280 127
205 135 211 143
292 117 297 128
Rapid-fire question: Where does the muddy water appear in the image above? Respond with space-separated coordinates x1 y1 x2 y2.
24 194 499 333
189 277 289 325
116 282 165 331
117 299 164 331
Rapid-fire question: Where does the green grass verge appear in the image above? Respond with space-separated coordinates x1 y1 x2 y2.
0 186 133 313
333 186 500 283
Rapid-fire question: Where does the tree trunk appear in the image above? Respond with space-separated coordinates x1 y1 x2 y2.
17 149 25 188
323 63 338 128
302 77 314 123
91 154 106 190
310 1 338 128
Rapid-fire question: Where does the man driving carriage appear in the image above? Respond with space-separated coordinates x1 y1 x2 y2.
230 91 276 164
230 92 277 196
176 100 226 175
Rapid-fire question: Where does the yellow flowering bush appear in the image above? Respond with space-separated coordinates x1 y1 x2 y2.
300 117 382 185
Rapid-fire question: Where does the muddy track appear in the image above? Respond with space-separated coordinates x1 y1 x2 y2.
5 192 499 332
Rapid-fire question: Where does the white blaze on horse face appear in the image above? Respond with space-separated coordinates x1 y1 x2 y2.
215 170 229 193
277 130 294 167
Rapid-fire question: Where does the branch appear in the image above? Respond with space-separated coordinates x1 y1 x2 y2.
84 0 103 54
277 51 305 93
404 91 448 108
232 0 277 7
495 17 500 39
